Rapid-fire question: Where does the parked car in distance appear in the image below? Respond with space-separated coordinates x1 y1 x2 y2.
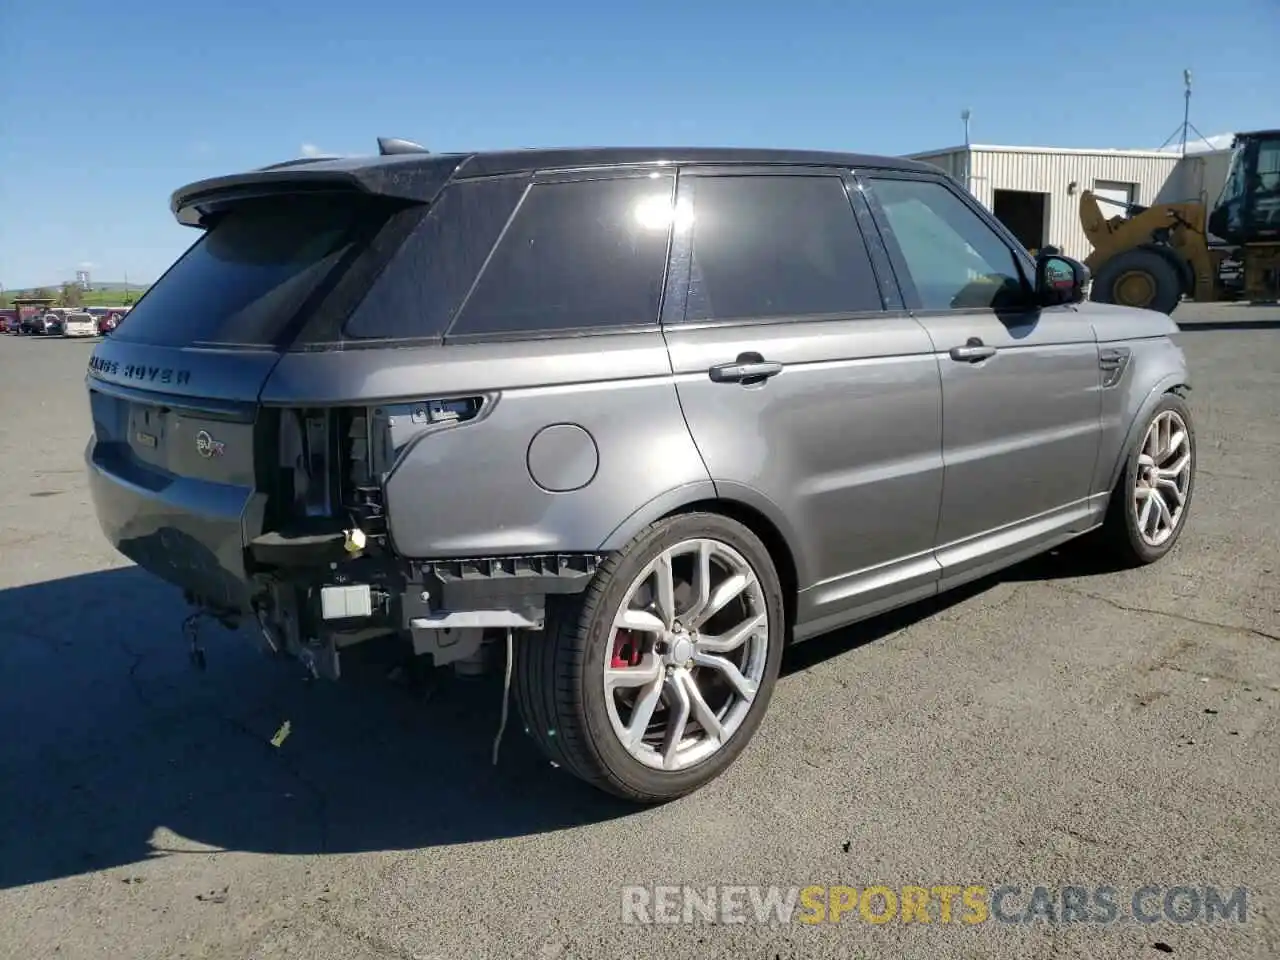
44 307 79 335
61 311 98 338
84 144 1197 802
85 305 131 334
21 311 60 335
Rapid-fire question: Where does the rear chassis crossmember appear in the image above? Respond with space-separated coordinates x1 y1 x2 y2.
184 531 603 681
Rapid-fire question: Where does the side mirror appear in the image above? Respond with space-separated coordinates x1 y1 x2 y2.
1035 251 1090 306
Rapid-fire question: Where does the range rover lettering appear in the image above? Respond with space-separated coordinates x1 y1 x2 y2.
85 141 1196 801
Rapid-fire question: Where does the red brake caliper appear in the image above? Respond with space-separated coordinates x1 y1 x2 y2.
610 629 644 668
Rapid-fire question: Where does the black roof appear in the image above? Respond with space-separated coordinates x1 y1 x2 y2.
449 146 931 178
171 146 933 226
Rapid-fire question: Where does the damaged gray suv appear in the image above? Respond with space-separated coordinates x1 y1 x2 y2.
85 140 1196 802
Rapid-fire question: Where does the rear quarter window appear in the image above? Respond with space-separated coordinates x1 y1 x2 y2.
445 173 676 340
342 175 530 341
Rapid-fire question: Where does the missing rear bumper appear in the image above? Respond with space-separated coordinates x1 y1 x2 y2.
415 553 603 610
403 553 602 666
252 551 605 675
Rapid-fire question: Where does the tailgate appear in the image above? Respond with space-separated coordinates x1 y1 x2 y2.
85 349 280 611
83 185 429 609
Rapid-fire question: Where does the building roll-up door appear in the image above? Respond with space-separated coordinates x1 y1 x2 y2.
1093 179 1135 218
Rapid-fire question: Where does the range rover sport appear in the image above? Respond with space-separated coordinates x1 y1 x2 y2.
85 141 1196 802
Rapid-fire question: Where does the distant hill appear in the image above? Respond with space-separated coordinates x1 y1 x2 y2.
87 281 150 291
1 282 152 308
4 282 151 296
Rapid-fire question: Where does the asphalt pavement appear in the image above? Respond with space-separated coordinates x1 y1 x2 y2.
1 303 1277 960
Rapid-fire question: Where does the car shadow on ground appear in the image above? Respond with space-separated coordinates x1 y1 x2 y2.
1177 318 1280 332
0 543 1116 890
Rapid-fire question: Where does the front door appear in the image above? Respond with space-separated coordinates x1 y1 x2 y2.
861 173 1102 587
661 167 945 639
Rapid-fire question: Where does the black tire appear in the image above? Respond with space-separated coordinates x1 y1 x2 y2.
512 512 786 803
1091 248 1183 315
1099 392 1196 566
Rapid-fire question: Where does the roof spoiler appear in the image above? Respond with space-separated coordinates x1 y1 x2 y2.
257 156 338 171
171 170 374 227
170 151 463 228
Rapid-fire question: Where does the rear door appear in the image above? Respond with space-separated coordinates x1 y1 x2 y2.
661 166 945 639
859 172 1102 588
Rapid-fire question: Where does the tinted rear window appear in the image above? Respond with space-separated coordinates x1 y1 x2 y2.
112 194 388 348
445 174 676 339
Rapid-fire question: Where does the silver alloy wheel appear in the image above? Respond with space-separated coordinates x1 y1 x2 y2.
603 538 770 771
1133 409 1192 547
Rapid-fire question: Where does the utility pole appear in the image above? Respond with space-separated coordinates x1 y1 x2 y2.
960 108 973 193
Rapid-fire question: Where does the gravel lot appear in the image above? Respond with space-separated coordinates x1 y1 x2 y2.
1 304 1277 960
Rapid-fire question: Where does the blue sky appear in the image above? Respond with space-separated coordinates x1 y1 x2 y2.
2 0 1277 289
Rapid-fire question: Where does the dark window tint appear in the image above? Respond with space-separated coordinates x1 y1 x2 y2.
448 174 675 338
868 178 1027 311
682 175 882 322
344 176 529 340
113 194 388 348
1214 137 1280 243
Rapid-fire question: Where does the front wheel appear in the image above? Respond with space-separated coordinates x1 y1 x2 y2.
513 512 785 803
1100 393 1196 565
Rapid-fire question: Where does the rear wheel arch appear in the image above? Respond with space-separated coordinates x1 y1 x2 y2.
598 486 804 633
515 509 787 801
673 498 800 634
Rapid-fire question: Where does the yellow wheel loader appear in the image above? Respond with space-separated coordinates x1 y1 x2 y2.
1080 129 1280 313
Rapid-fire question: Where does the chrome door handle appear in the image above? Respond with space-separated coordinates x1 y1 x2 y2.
949 338 997 363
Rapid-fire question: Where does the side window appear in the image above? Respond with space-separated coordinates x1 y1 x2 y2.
1258 139 1280 196
867 177 1027 311
447 174 676 338
682 175 883 322
344 175 528 340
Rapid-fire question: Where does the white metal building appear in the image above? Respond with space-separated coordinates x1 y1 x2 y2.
905 142 1234 261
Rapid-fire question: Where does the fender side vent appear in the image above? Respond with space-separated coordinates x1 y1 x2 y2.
1099 347 1131 389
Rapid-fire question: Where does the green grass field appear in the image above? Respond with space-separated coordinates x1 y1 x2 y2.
1 286 149 309
77 288 148 307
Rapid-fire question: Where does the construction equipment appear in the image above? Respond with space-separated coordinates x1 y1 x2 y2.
1080 129 1280 313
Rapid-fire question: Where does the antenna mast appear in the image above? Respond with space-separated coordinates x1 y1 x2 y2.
1158 69 1214 155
